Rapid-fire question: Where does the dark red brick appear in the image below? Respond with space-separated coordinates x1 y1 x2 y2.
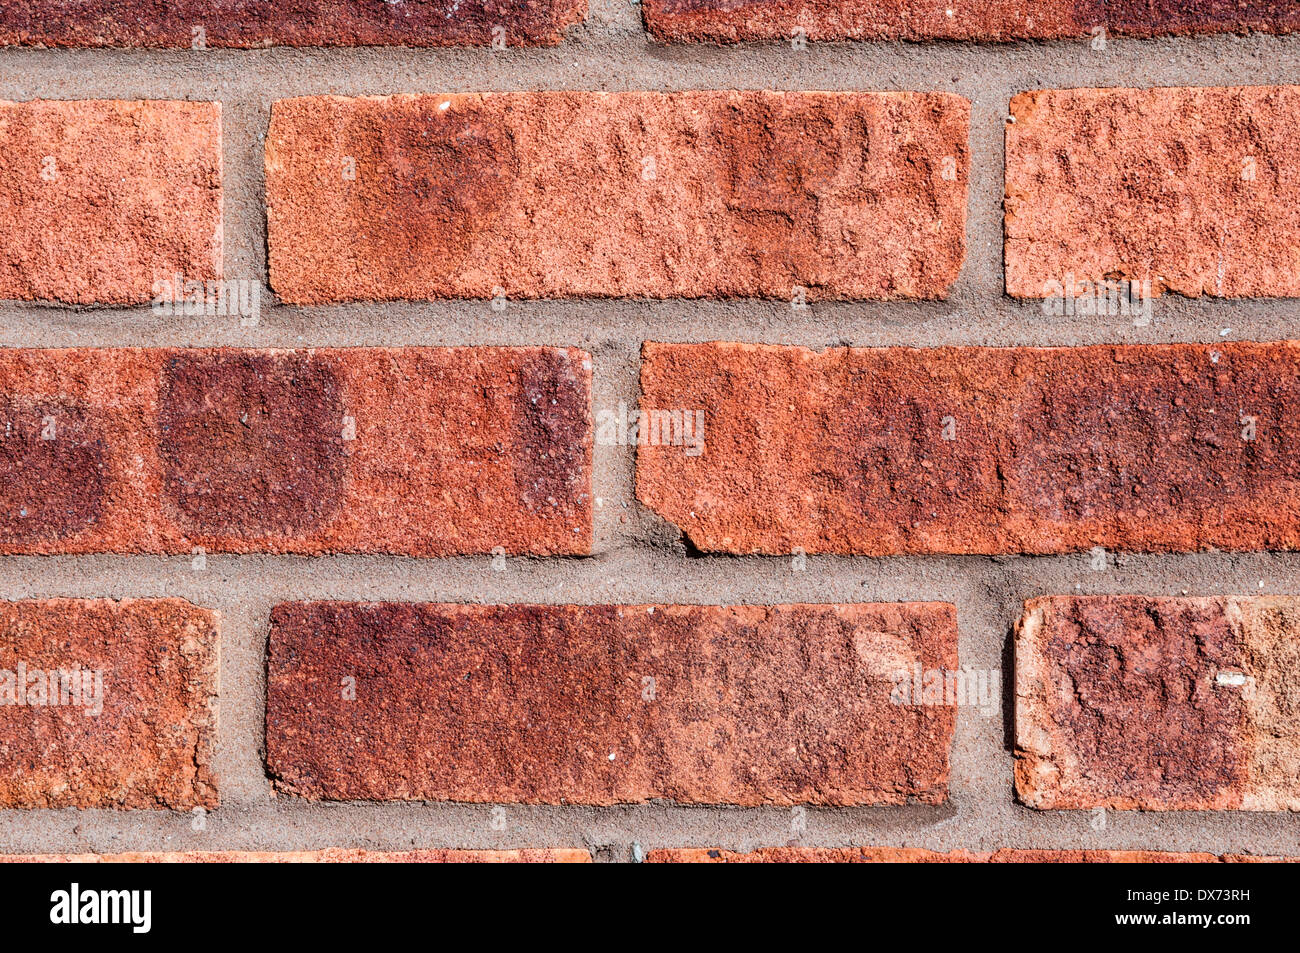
1016 596 1300 811
0 1 586 47
157 352 347 537
637 341 1300 556
0 397 107 542
649 848 1291 862
266 602 957 805
642 0 1300 43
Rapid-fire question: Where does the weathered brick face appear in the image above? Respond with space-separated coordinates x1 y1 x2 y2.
265 91 969 303
0 1 587 47
1016 596 1300 811
650 848 1294 862
1007 86 1300 300
637 341 1300 556
1 849 591 863
0 100 221 305
0 599 218 810
266 602 957 805
5 8 1300 866
157 352 349 537
642 0 1300 43
0 348 592 555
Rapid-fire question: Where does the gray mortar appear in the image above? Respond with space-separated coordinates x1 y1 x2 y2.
1 1 1300 861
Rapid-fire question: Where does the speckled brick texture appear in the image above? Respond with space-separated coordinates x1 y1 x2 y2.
266 602 957 805
0 347 592 555
0 1 588 47
0 99 222 305
0 849 591 862
1016 596 1300 811
637 341 1300 556
6 5 1300 868
1006 86 1300 300
265 91 969 303
649 848 1296 862
0 599 218 810
642 0 1300 43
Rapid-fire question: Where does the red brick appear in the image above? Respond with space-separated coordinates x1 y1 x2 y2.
642 1 1300 43
2 849 590 863
266 602 957 805
649 848 1290 862
636 341 1300 556
0 599 217 810
0 1 586 47
1007 86 1300 300
265 91 968 303
1016 596 1300 811
0 347 591 555
0 100 221 305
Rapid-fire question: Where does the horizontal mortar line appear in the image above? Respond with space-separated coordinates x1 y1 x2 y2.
0 552 1299 596
0 802 1298 856
5 307 1300 347
3 35 1300 88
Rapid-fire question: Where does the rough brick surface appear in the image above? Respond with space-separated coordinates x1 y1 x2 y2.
0 100 221 305
1016 596 1300 811
643 1 1300 43
0 1 586 47
1 849 589 863
637 341 1300 556
649 848 1291 862
266 602 957 805
1007 86 1300 299
0 599 217 810
266 91 969 303
0 347 591 555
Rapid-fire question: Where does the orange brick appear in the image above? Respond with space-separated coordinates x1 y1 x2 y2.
1007 86 1300 299
267 602 957 805
265 91 968 303
637 341 1300 556
0 100 221 305
1 849 590 863
1016 596 1300 811
0 599 217 810
643 0 1300 43
0 348 591 555
0 1 585 47
649 848 1288 862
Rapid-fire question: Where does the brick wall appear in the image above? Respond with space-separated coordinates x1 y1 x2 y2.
0 1 1299 863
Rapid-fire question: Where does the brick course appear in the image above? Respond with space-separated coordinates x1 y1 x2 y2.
0 348 592 555
638 341 1300 556
0 1 587 47
266 91 969 303
642 1 1300 43
649 848 1294 862
266 601 957 805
